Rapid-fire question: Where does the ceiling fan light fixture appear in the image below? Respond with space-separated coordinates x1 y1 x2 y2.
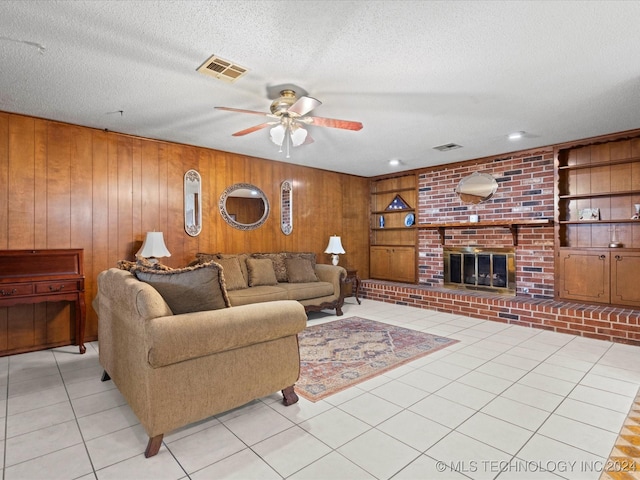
508 131 525 140
270 124 285 146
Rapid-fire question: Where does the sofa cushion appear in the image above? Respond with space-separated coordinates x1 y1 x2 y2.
246 257 278 286
215 257 247 290
285 257 318 283
278 281 335 301
227 285 288 306
133 261 231 314
252 253 288 282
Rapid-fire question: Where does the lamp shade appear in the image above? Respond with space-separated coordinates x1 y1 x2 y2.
136 232 171 259
324 236 346 254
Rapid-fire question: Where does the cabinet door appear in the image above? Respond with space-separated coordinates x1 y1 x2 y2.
611 251 640 307
557 249 610 303
370 246 391 280
390 247 416 283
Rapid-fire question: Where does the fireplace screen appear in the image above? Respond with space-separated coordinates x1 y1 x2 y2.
443 247 516 295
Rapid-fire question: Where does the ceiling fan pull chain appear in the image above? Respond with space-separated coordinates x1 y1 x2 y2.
285 124 292 158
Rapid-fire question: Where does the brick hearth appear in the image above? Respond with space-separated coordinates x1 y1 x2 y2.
361 280 640 346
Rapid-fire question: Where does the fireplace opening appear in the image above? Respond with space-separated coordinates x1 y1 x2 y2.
444 247 515 295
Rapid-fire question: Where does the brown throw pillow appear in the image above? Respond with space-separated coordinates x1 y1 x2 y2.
285 258 319 283
252 253 288 282
286 252 317 268
215 257 247 291
246 257 278 286
218 253 249 285
117 258 172 272
133 261 230 314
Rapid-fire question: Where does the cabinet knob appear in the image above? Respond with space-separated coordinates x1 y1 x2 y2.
0 289 17 296
599 255 606 260
615 255 622 261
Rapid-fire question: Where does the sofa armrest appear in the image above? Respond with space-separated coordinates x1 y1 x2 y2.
314 264 346 294
147 300 306 368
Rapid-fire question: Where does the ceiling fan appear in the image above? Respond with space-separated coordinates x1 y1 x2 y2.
215 89 363 158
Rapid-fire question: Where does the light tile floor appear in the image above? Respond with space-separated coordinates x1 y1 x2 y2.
2 299 640 480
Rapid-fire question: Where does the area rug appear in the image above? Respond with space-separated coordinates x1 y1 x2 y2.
295 317 459 402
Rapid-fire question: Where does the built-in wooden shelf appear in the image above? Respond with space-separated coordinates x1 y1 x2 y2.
557 156 640 171
417 219 553 246
559 219 640 224
559 190 640 200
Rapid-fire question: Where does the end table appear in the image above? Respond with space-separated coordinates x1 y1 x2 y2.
342 269 361 304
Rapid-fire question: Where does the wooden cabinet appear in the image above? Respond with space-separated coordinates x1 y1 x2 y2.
556 249 610 303
611 251 640 307
369 173 417 283
370 246 416 283
555 136 640 307
557 249 640 307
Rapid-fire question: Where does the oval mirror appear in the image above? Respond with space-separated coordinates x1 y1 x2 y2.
281 180 293 235
219 183 269 230
455 172 498 204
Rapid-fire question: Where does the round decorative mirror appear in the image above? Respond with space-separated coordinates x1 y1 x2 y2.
219 183 269 230
455 172 499 204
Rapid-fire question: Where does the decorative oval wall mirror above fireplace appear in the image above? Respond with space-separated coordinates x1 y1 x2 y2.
455 172 498 204
219 183 269 230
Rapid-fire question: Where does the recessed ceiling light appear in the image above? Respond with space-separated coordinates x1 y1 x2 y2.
389 159 400 166
508 131 525 140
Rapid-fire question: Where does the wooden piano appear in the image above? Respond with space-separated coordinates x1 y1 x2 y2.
0 249 86 355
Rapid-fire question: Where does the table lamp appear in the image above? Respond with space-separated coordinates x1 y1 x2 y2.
324 235 345 266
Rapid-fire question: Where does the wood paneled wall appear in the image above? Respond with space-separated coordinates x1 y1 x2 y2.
0 112 369 349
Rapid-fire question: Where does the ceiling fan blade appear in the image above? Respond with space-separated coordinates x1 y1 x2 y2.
215 106 270 117
232 122 275 136
307 116 363 131
288 96 321 116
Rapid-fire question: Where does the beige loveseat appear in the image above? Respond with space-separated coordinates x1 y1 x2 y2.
193 252 347 315
94 267 307 458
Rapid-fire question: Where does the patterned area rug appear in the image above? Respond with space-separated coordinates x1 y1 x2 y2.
295 317 459 402
600 387 640 479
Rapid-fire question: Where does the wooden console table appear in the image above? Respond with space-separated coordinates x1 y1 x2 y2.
0 249 86 355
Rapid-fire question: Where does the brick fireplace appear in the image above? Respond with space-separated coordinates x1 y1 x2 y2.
362 148 640 345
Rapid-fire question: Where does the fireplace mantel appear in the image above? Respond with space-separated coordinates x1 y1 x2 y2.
417 219 552 246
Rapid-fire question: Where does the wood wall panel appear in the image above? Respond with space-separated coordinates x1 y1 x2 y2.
0 112 370 351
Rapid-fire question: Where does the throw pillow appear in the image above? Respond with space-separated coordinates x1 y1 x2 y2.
286 252 317 268
215 257 247 290
285 257 319 283
195 252 220 264
218 253 249 285
246 257 278 286
252 253 288 282
133 261 230 314
117 258 172 272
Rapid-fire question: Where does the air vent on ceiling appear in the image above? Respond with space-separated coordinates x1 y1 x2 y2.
196 55 248 83
433 143 463 152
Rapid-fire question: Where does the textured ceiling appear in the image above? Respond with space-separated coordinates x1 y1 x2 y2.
1 0 639 177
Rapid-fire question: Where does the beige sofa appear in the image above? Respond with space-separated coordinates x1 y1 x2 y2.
193 252 347 315
94 267 307 458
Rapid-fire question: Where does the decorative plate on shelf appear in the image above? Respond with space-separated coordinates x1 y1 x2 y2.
404 213 415 227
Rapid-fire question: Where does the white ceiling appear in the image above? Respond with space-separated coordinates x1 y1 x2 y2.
1 0 639 177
